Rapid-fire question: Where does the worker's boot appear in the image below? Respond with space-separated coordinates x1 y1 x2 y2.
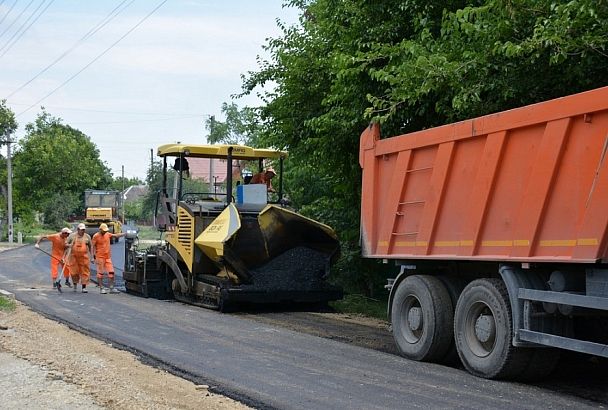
82 285 88 293
65 278 72 288
109 276 119 294
55 280 62 293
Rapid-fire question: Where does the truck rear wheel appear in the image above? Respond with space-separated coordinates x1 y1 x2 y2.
391 275 454 362
454 278 530 379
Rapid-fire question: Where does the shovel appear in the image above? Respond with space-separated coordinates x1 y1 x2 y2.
35 246 64 292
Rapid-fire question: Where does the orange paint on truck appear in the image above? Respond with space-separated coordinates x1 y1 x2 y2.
359 86 608 263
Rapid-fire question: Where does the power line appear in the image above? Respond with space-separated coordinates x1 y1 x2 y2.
0 0 19 27
0 0 34 41
70 114 207 125
0 0 54 58
7 101 203 116
16 0 168 117
5 0 134 99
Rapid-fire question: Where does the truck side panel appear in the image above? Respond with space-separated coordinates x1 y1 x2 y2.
360 86 608 263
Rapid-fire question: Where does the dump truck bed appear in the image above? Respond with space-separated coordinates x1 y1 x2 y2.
359 86 608 263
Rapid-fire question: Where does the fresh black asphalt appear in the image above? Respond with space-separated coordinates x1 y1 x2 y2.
0 244 602 409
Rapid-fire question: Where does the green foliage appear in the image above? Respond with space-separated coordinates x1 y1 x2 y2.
205 103 261 146
142 160 163 220
0 101 17 230
109 175 143 192
0 99 17 138
242 0 608 296
124 198 144 222
12 111 112 224
330 294 388 320
0 295 16 312
41 191 80 229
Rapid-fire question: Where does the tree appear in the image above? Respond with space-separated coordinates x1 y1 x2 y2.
142 160 163 221
0 99 17 139
205 102 261 146
0 100 18 236
12 110 112 226
109 175 144 192
242 0 608 295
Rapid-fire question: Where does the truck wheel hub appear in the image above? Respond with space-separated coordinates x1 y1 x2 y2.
408 307 423 331
474 314 495 343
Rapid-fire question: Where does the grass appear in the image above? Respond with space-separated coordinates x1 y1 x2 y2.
134 225 163 240
330 293 388 321
0 295 16 312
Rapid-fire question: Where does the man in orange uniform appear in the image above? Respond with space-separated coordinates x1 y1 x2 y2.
66 223 93 293
250 167 276 192
92 223 126 294
35 227 72 290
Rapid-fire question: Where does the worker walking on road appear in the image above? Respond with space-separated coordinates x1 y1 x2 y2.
92 223 126 294
66 223 93 293
35 227 73 290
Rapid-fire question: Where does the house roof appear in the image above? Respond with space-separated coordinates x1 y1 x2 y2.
122 185 148 202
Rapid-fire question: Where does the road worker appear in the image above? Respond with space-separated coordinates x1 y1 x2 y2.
91 223 126 294
250 167 276 192
66 223 93 293
35 227 72 290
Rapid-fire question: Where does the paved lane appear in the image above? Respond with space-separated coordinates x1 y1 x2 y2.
0 245 602 409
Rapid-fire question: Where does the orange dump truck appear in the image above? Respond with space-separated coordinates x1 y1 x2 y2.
359 86 608 380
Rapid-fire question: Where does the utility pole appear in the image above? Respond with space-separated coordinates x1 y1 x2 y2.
1 137 14 243
121 165 125 224
150 148 155 227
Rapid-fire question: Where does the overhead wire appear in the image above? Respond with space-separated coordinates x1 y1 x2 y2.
16 0 168 117
70 114 207 125
0 0 54 58
0 0 19 28
0 0 34 41
7 101 202 116
5 0 134 99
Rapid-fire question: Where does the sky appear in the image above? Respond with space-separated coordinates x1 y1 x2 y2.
0 0 299 180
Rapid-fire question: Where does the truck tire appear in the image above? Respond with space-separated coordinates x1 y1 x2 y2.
437 276 467 366
454 278 530 379
391 275 454 362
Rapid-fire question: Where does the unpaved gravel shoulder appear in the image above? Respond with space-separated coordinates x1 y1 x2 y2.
0 301 249 410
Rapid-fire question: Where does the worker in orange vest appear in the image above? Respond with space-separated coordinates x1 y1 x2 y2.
250 167 276 192
35 227 72 290
66 223 93 293
92 223 126 294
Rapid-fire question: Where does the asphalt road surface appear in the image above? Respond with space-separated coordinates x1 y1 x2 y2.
0 244 604 409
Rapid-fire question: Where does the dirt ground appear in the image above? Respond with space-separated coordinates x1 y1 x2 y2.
0 301 251 409
0 243 249 409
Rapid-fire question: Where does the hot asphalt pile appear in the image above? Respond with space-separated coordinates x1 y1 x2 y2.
247 246 336 291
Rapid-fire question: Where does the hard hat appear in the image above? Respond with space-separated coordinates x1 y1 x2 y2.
61 227 72 234
99 223 109 232
77 223 86 230
265 167 276 176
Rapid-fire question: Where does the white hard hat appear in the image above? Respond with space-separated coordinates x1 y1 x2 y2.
61 227 72 234
77 223 86 230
